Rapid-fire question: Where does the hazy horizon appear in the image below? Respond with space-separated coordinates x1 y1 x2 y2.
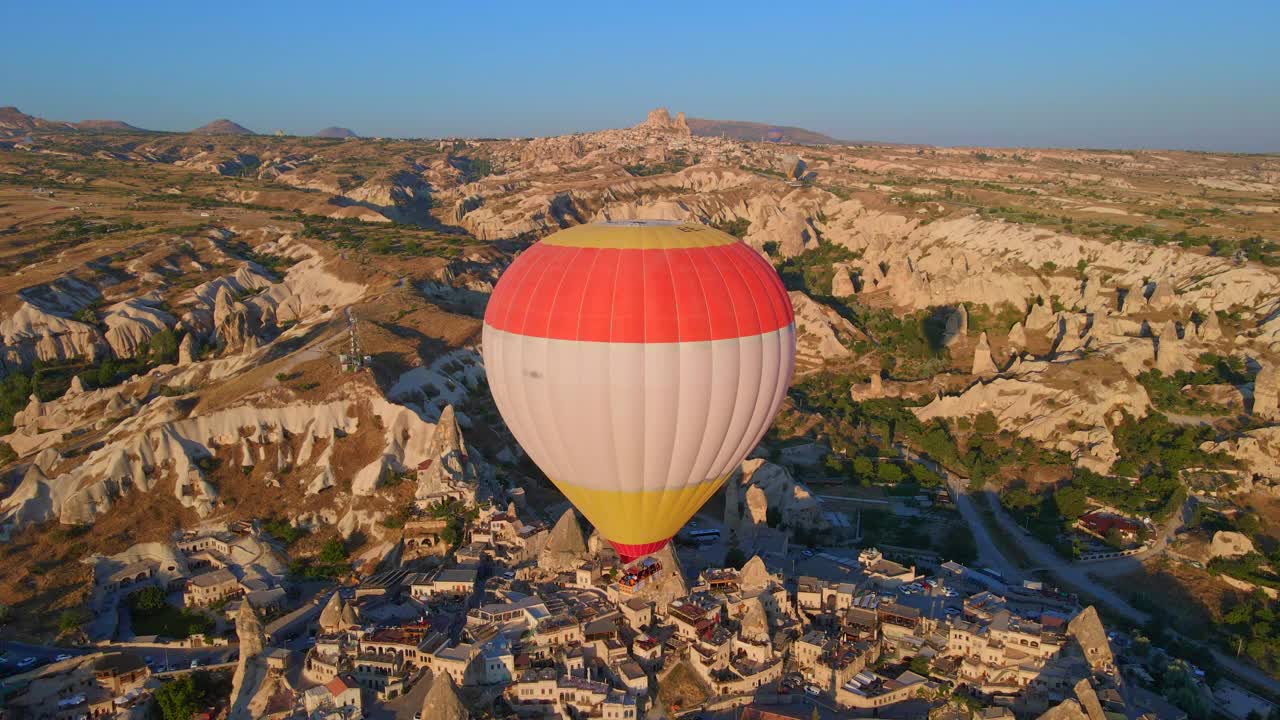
5 1 1278 152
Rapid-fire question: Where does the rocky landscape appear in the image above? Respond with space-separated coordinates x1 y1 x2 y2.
2 105 1280 675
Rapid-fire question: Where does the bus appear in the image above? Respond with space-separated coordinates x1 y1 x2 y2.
687 528 721 544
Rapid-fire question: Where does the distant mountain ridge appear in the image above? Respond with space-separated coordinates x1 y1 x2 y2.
684 116 845 145
314 126 358 138
0 106 148 136
191 118 256 135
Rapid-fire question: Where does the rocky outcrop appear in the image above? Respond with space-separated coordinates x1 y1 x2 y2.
972 332 998 376
1210 531 1256 559
177 332 196 366
413 405 480 499
739 555 771 595
1201 426 1280 481
942 304 969 347
1255 364 1280 420
1197 310 1222 341
1154 320 1195 374
318 590 358 634
1037 700 1089 720
1007 321 1027 348
539 508 588 572
1073 679 1106 720
738 596 770 644
728 459 827 533
789 291 860 367
227 601 271 720
831 266 856 297
420 671 468 720
914 357 1151 472
1067 606 1114 671
637 107 691 136
1026 301 1054 331
1148 279 1176 309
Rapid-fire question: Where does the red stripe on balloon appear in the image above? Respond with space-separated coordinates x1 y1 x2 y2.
485 241 793 343
609 538 671 565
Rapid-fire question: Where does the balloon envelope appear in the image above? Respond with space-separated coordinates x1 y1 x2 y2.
482 221 796 562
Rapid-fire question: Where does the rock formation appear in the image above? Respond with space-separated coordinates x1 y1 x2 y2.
1073 678 1107 720
914 357 1151 472
730 459 827 532
831 266 856 297
1007 321 1027 348
1209 530 1255 559
1122 281 1147 314
420 671 469 720
739 555 770 594
1066 606 1114 671
1148 279 1176 309
178 332 196 365
1197 310 1222 341
1254 364 1280 419
789 291 861 366
637 108 691 136
414 404 479 499
227 600 271 719
738 596 770 644
972 332 998 375
1036 700 1089 720
1026 301 1054 331
539 508 588 572
942 304 969 347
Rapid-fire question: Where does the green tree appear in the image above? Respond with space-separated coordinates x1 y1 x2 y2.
96 359 118 387
149 328 180 364
319 537 347 564
876 462 904 484
973 411 998 436
852 456 874 479
57 609 84 634
130 586 167 613
1053 485 1088 520
908 655 931 676
155 674 200 720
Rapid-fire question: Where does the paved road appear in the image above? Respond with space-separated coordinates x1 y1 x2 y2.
942 475 1021 583
1 640 236 679
971 487 1280 697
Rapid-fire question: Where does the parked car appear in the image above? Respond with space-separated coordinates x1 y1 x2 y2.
191 660 201 669
801 549 814 557
805 684 821 696
17 657 37 668
54 653 72 662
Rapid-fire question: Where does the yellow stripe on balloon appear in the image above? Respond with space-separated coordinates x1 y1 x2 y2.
551 475 731 545
541 221 736 250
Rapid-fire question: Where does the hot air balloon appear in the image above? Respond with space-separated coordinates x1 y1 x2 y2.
482 220 796 563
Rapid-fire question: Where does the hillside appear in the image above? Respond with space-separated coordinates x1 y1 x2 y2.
191 118 256 135
314 126 358 138
685 116 845 145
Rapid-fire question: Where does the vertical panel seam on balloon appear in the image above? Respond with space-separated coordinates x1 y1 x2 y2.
686 247 720 490
703 245 748 480
721 244 778 458
540 246 589 491
510 249 563 485
605 249 626 517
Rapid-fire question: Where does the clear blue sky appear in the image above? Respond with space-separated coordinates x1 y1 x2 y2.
5 1 1278 151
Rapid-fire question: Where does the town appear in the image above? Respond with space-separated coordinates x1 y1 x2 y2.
0 445 1232 720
